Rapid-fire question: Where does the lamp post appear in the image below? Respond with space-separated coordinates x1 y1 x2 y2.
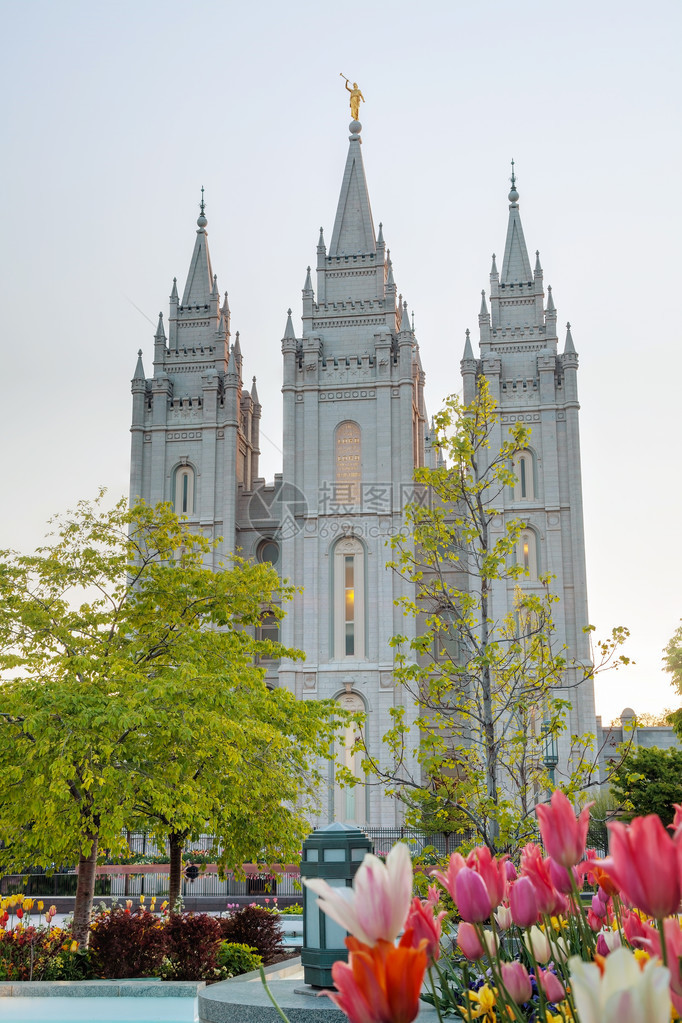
542 720 559 789
300 822 372 988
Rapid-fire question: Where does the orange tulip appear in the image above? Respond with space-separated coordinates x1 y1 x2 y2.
328 932 427 1023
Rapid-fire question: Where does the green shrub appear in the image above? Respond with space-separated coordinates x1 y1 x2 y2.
278 903 303 915
217 941 262 976
219 905 283 964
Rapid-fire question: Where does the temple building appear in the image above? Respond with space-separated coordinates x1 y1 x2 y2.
129 118 595 825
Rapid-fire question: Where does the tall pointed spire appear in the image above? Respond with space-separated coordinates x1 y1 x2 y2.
181 188 215 306
133 348 146 380
155 311 166 341
490 253 498 277
480 290 488 316
283 308 296 341
462 328 474 360
546 284 555 312
170 277 178 300
251 375 260 405
500 163 532 284
329 122 376 256
303 266 313 293
399 300 411 333
564 321 576 354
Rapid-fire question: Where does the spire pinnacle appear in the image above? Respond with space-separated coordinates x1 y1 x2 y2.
508 159 519 206
170 277 178 300
490 253 498 276
197 186 207 230
564 321 575 354
318 227 326 250
501 164 532 284
211 273 219 298
227 344 238 379
546 284 555 312
233 330 242 357
480 290 488 316
462 328 474 361
155 311 166 341
303 265 313 292
251 375 260 405
400 300 411 333
222 291 230 316
377 221 384 246
534 250 542 274
329 119 376 256
283 308 296 340
133 348 146 380
181 193 214 305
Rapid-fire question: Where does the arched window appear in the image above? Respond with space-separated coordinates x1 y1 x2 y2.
334 691 366 826
512 450 535 502
335 421 361 507
174 465 195 516
256 610 280 663
516 528 538 580
333 537 365 660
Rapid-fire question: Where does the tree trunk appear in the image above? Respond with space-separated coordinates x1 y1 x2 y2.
73 831 99 947
168 831 184 912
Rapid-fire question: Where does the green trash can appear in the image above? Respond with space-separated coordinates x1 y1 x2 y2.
300 822 373 988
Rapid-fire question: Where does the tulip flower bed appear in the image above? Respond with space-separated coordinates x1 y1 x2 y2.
287 795 682 1023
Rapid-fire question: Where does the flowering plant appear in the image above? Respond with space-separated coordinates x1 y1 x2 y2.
262 795 682 1023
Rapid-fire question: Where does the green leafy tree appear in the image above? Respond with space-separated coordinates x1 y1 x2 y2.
0 495 338 943
610 745 682 826
353 379 628 854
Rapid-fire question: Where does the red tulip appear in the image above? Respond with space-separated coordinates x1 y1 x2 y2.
535 790 592 868
328 933 427 1023
455 867 491 923
603 815 682 920
622 908 652 950
509 876 539 928
520 843 560 915
16 908 23 919
500 961 532 1004
456 921 485 960
404 896 446 963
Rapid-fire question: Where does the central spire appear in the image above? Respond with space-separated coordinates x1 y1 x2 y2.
328 121 376 257
181 188 215 306
500 162 532 285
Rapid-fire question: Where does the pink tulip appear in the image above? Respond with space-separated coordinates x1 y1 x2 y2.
548 858 580 895
591 892 608 918
536 967 566 1003
587 908 603 933
466 846 508 909
305 843 413 946
504 860 517 882
622 908 652 950
500 961 532 1005
455 867 491 923
670 804 682 842
520 844 559 915
509 876 539 928
603 815 682 920
536 790 592 868
404 896 446 964
426 885 441 907
432 853 466 901
456 921 485 960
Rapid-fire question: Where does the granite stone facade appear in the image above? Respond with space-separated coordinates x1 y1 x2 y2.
130 124 596 826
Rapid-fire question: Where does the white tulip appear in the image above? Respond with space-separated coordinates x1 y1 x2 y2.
569 947 670 1023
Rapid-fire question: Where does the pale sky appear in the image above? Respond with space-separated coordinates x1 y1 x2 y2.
2 0 681 725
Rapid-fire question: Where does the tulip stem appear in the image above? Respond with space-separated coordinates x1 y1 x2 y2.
259 966 293 1023
427 965 445 1023
524 927 550 1023
657 917 669 968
